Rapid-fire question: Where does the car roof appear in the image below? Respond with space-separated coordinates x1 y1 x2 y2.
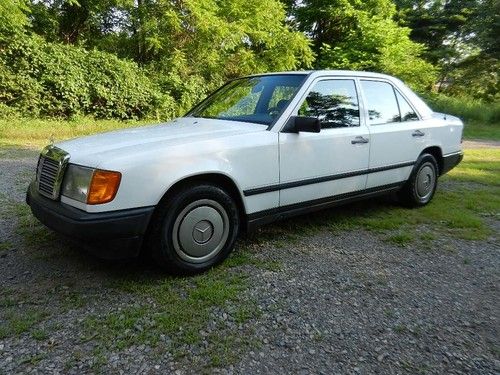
247 70 397 80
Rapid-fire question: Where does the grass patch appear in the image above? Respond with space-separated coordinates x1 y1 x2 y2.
82 256 264 370
206 332 259 367
4 200 58 246
394 324 407 333
0 241 13 254
419 232 436 241
0 117 148 149
448 148 500 186
31 328 49 341
463 120 500 140
0 307 49 339
18 353 47 366
385 232 414 247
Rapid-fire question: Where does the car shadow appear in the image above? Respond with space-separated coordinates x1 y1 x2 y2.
8 193 401 291
1 143 404 284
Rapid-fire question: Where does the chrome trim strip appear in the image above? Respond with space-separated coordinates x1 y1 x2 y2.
443 151 463 157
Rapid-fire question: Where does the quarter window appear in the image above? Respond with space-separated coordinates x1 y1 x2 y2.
395 90 419 122
298 79 360 128
360 80 400 125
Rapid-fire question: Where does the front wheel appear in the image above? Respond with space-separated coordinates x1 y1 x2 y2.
398 153 438 207
148 184 239 274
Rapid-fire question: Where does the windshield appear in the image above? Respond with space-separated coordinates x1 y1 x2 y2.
187 74 307 126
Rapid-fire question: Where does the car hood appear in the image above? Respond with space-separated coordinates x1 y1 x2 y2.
56 117 268 167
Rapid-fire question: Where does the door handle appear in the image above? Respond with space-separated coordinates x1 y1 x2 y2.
351 136 369 144
412 130 425 137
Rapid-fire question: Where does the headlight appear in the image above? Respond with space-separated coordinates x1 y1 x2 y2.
62 164 121 205
62 165 94 203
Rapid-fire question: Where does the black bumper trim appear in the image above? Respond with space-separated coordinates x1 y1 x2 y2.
26 182 155 259
441 151 463 175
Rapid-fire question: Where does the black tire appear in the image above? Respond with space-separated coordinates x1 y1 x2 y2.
398 153 439 207
148 184 239 274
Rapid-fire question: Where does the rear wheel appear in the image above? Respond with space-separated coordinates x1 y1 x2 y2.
398 153 438 207
148 184 239 274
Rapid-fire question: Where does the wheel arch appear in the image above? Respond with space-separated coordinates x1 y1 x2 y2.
154 172 247 227
421 146 443 175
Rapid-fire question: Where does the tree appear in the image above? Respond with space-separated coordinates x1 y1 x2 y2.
286 0 436 90
132 0 315 111
469 0 499 58
395 0 499 100
395 0 477 64
2 0 314 118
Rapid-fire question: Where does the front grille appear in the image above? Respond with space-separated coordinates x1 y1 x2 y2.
36 146 70 200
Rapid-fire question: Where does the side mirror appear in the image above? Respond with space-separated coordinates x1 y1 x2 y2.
285 116 321 133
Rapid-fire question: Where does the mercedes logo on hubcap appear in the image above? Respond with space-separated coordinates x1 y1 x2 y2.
192 220 214 244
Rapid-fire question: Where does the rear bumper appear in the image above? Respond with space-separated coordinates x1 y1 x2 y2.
441 151 463 175
26 182 155 259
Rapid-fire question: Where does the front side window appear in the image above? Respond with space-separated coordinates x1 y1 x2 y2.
298 79 360 128
360 80 400 125
187 74 306 126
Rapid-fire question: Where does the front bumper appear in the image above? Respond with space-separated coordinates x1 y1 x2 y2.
26 182 155 259
441 151 464 175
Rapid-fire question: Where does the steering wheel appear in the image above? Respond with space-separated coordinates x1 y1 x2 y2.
267 99 289 118
267 106 281 118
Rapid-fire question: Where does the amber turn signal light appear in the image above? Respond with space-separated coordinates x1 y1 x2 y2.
87 170 121 205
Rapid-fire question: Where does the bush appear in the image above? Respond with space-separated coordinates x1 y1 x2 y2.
426 94 500 125
0 34 173 119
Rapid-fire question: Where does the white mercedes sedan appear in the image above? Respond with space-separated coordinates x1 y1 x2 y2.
27 70 464 273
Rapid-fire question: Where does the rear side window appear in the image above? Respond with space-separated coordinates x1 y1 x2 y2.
298 79 360 128
360 80 400 125
395 90 419 122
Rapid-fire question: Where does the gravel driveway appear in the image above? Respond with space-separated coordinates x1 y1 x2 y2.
0 145 498 374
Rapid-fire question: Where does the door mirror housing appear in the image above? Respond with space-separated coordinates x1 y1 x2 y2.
285 116 321 133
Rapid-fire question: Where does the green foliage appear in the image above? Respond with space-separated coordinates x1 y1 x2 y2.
427 94 500 125
2 0 313 119
441 54 499 102
291 0 436 90
426 94 500 140
141 0 314 113
0 0 496 120
0 34 168 119
0 0 29 36
395 0 499 102
395 0 477 64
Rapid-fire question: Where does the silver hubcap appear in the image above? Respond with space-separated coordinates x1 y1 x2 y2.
172 199 229 264
416 163 435 200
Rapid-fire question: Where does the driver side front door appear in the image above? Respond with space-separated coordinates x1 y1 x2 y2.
278 78 370 207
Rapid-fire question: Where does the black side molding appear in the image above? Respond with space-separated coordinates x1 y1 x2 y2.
243 161 414 196
245 182 403 232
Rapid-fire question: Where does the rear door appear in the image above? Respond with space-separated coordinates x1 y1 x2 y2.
359 79 427 189
278 78 370 207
